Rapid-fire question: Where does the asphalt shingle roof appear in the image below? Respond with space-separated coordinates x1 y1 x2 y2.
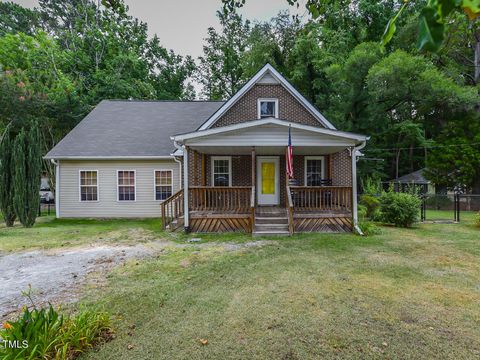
393 169 430 184
45 100 224 158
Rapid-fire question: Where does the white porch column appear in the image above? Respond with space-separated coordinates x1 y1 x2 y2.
183 145 190 232
351 147 358 226
351 142 366 230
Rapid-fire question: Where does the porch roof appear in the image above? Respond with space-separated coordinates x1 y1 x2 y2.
171 119 368 155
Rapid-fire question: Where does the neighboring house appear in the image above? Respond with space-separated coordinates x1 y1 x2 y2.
46 64 368 235
388 169 435 194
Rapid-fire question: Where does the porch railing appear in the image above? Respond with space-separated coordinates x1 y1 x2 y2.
290 186 352 212
161 189 184 230
189 186 252 213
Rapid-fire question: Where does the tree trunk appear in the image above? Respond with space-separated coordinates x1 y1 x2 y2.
395 149 401 179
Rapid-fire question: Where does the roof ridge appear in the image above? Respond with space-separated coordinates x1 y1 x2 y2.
102 99 225 103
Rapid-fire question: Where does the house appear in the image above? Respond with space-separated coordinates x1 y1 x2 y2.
388 169 435 194
45 64 368 235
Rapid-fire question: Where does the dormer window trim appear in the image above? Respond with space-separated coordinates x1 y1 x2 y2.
257 98 279 119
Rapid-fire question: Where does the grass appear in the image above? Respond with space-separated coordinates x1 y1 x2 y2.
1 211 479 358
0 216 163 252
70 213 479 359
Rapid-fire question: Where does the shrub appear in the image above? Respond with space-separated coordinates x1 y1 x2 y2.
0 305 112 360
359 194 381 220
475 212 480 228
358 204 367 220
357 221 381 236
379 191 421 227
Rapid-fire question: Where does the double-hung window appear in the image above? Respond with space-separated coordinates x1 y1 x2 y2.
211 156 231 187
79 170 98 201
155 170 173 200
305 157 325 186
258 99 278 119
117 170 136 201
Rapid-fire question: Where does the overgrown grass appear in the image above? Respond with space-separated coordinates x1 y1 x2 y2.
76 214 479 359
0 217 162 252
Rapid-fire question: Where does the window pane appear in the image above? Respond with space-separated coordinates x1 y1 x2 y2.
80 171 98 201
155 171 172 200
260 101 275 117
118 171 135 201
306 159 323 186
214 174 229 187
156 186 172 200
213 159 230 186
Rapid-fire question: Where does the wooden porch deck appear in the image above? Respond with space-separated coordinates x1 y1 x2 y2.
161 186 353 234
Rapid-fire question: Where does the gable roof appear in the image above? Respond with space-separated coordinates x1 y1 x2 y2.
197 64 336 131
393 169 430 184
45 100 224 159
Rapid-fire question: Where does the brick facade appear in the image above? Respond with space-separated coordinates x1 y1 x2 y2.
185 150 352 206
212 84 322 128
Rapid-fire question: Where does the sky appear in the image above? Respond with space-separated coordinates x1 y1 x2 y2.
11 0 307 58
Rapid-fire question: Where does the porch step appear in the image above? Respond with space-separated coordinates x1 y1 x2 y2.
253 230 290 237
254 223 289 231
255 216 288 225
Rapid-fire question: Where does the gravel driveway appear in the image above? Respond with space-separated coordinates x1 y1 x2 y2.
0 244 153 319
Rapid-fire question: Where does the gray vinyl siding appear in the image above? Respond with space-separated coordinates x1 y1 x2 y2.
58 160 180 218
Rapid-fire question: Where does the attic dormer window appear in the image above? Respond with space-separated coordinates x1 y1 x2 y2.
258 99 278 119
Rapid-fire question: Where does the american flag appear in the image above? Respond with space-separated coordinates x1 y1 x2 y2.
286 125 293 178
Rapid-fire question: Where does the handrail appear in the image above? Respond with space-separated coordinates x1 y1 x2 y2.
250 186 255 233
161 189 184 230
290 186 352 212
189 186 252 212
286 185 294 235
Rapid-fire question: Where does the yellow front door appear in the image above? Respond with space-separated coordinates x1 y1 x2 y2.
257 156 279 205
262 162 275 194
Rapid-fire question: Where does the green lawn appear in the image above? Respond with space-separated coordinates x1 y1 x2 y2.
72 214 478 359
1 213 479 358
0 216 163 252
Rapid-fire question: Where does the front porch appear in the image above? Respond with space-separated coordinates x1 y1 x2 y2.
164 119 366 234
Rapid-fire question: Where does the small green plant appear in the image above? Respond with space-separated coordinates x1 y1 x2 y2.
361 177 382 196
379 191 421 227
0 291 112 360
357 221 381 236
475 212 480 228
359 194 381 220
358 204 367 220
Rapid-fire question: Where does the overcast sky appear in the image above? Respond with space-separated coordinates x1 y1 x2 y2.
12 0 307 58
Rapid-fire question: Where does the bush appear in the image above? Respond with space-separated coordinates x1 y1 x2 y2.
379 191 421 227
359 194 381 220
475 212 480 228
357 221 381 236
358 204 367 220
0 305 112 360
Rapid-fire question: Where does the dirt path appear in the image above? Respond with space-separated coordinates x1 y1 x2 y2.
0 240 275 320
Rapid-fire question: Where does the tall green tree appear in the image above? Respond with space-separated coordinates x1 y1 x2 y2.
197 10 250 99
0 125 16 226
12 124 42 228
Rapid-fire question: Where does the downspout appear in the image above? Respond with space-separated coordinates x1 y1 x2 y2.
50 159 60 218
351 141 366 235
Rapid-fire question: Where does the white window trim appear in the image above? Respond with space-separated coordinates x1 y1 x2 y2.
257 98 279 119
78 170 99 202
116 170 136 202
304 156 326 186
211 156 232 187
154 169 173 201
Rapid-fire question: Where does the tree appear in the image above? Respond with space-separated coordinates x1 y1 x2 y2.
425 113 480 192
0 2 40 36
0 125 16 226
222 0 480 52
197 10 250 99
12 124 42 228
